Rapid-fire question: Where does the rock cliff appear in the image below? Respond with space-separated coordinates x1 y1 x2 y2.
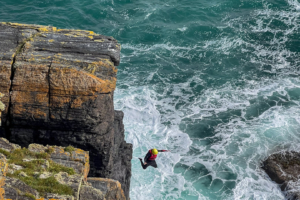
262 151 300 200
0 22 132 199
0 138 125 200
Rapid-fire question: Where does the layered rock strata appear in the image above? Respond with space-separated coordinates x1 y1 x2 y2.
0 22 132 199
262 151 300 200
0 138 125 200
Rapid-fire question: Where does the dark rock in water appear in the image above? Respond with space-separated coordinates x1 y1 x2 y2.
0 22 131 199
262 151 300 200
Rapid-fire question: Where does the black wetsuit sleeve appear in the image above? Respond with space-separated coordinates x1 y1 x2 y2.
158 150 169 152
144 152 151 161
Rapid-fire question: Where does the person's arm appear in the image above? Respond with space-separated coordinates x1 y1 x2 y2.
158 150 170 152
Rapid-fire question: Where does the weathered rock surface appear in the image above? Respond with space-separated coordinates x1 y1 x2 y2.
4 177 39 199
262 151 300 200
0 22 131 199
0 140 126 200
87 177 126 200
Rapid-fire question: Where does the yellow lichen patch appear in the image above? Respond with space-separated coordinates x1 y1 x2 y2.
28 56 35 62
60 29 98 40
0 158 8 176
12 64 49 92
75 149 84 153
48 39 54 42
50 67 116 96
83 59 116 75
23 42 32 51
10 53 15 65
116 43 121 50
94 39 104 42
0 177 5 200
85 73 117 93
55 147 65 154
4 22 57 33
0 155 7 200
83 162 90 182
38 26 57 32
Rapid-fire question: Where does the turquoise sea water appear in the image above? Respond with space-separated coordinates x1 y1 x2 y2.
1 0 300 199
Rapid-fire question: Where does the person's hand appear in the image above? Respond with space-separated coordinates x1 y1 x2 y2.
144 162 147 165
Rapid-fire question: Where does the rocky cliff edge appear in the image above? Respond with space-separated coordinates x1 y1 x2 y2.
0 22 132 199
0 138 125 200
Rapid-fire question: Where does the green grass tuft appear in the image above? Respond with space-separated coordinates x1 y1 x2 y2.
49 160 75 175
7 174 74 197
0 148 11 157
64 146 75 154
23 193 36 200
45 147 54 154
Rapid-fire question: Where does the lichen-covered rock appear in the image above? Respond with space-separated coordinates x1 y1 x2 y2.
4 177 39 198
0 22 131 200
28 143 48 153
0 137 21 152
87 177 126 200
0 153 8 200
79 185 105 200
262 151 300 199
54 172 83 199
45 193 75 200
49 146 89 181
0 140 127 200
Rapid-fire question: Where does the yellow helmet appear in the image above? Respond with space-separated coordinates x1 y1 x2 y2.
152 148 158 155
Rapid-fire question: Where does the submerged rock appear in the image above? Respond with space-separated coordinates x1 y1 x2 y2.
262 151 300 200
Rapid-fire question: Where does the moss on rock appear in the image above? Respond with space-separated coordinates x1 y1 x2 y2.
4 147 75 197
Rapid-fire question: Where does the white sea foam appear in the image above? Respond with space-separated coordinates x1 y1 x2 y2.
114 0 300 199
178 26 187 32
